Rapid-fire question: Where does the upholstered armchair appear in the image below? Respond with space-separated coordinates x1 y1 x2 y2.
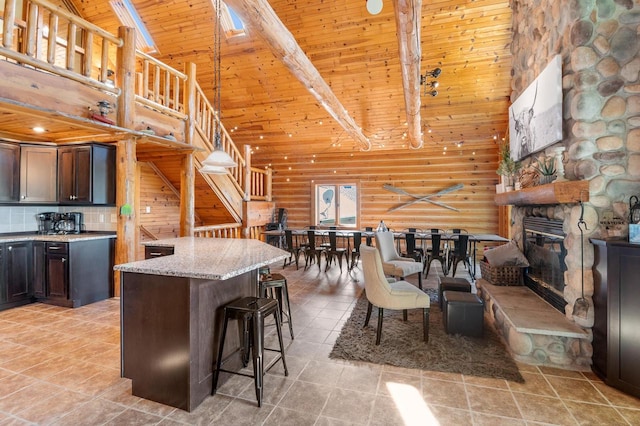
360 246 430 345
375 231 424 289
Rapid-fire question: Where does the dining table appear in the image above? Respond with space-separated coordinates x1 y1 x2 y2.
261 228 509 279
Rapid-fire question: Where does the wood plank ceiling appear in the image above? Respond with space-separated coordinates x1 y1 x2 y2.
39 0 513 160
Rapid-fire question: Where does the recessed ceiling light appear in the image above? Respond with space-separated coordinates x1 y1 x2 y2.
33 127 45 133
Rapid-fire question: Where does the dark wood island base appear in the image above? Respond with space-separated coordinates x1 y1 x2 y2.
121 270 256 411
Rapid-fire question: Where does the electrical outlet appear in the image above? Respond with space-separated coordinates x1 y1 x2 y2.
110 213 117 222
99 214 105 223
145 206 151 214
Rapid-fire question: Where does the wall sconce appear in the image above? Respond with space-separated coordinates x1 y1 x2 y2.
420 67 442 97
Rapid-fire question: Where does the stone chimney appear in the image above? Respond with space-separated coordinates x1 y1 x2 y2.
509 0 640 335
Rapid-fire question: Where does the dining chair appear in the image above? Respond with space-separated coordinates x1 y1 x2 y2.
284 229 303 270
375 231 424 289
365 227 373 246
350 231 363 271
303 230 325 271
423 232 448 278
325 231 348 272
360 246 430 345
448 233 473 278
401 228 424 264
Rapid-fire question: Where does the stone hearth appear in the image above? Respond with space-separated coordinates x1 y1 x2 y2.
478 280 591 371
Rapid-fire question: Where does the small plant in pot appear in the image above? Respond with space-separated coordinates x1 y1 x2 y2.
533 156 556 185
496 140 521 191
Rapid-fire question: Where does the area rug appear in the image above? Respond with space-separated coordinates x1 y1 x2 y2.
330 289 524 383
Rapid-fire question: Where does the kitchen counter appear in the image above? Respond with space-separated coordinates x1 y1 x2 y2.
118 237 289 412
0 232 116 243
115 236 288 280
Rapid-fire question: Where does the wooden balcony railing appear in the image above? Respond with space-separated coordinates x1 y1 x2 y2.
1 0 120 95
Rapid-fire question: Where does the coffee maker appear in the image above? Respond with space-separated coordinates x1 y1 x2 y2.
55 212 84 234
36 212 57 234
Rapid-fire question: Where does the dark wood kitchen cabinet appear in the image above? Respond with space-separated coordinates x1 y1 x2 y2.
0 241 33 310
46 242 69 301
19 145 57 203
32 241 46 298
33 238 114 308
58 144 115 205
591 238 640 398
0 143 19 202
145 245 175 259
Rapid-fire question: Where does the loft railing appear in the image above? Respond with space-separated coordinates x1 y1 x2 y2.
194 223 265 240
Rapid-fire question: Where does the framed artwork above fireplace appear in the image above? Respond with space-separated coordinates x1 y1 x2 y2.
509 54 563 161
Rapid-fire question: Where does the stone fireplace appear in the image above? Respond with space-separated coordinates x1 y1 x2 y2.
497 0 640 370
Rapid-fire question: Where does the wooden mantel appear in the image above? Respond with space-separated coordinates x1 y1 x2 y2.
495 180 589 206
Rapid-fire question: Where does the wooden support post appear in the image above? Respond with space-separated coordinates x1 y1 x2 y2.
114 26 137 295
244 144 251 201
180 62 197 237
266 169 272 202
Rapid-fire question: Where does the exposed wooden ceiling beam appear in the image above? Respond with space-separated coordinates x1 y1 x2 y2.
394 0 423 149
224 0 372 151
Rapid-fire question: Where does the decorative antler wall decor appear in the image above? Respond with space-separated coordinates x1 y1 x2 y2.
383 183 463 212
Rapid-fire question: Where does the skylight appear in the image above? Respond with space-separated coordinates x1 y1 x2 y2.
219 3 246 38
110 0 158 54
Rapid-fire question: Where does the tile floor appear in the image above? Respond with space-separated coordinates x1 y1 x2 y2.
0 261 639 425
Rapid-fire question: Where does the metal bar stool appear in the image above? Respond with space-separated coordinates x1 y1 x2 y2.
258 273 294 340
212 297 288 407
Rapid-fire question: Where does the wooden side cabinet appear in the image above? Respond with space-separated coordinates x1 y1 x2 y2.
591 238 640 398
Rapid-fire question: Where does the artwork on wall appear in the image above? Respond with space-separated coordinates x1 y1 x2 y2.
509 54 563 161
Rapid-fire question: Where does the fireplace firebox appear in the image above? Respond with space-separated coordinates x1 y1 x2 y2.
523 217 567 312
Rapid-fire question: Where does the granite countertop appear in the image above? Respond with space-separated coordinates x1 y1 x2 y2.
114 237 289 280
0 232 116 243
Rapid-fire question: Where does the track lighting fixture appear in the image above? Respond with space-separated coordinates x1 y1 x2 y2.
420 67 442 97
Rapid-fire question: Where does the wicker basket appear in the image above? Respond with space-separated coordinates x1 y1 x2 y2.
479 260 523 286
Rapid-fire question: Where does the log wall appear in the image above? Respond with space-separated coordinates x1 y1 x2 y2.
257 143 502 236
137 162 182 259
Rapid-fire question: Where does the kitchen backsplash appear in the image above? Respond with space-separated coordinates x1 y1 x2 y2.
0 206 117 233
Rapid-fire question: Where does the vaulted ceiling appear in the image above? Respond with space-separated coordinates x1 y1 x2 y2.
70 0 512 159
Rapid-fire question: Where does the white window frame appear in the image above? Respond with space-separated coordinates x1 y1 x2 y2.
312 182 359 228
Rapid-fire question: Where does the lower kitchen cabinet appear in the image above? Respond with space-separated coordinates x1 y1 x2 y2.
0 241 33 310
34 239 114 308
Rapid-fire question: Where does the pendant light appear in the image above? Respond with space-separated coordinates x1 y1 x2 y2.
201 0 237 174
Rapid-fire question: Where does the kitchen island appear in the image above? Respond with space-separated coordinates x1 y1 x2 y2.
114 237 289 412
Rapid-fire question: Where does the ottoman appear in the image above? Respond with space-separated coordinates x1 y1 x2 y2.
442 291 484 337
438 276 472 309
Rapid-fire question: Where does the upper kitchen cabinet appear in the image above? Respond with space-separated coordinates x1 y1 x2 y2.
0 143 19 202
58 144 115 205
20 145 57 203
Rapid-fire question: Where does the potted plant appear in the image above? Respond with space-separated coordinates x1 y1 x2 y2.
533 156 556 185
496 139 521 191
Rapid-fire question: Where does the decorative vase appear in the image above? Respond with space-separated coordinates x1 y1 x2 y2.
552 146 567 182
539 174 555 185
